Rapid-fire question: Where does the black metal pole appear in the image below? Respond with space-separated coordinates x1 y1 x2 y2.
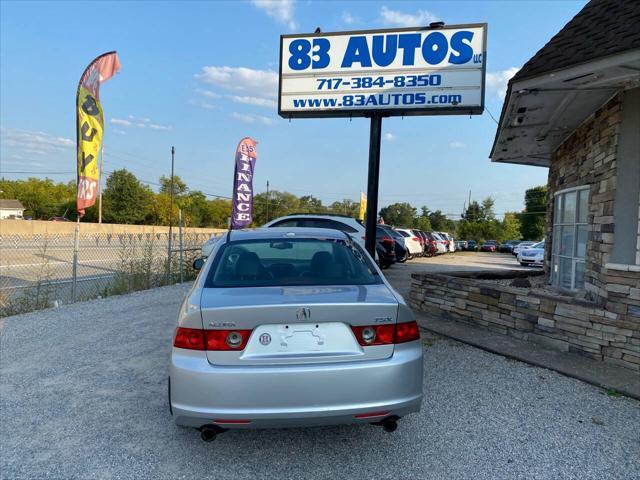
167 146 175 283
266 180 270 222
364 115 382 257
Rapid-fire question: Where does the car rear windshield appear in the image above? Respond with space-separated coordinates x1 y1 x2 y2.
205 238 381 288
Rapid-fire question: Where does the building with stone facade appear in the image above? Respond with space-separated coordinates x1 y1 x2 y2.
409 0 640 371
491 0 640 368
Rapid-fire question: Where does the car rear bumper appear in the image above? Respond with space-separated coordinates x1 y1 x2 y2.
169 341 423 429
520 258 543 266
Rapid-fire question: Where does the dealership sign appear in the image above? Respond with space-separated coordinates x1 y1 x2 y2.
279 24 487 118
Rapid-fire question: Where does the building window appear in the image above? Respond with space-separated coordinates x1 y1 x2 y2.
551 187 589 290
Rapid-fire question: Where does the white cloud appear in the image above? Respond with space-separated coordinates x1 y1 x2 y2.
231 112 276 126
380 6 438 27
486 67 520 100
196 89 222 99
110 118 132 127
196 66 278 98
110 117 172 130
230 95 278 108
449 141 466 149
0 127 73 156
252 0 296 29
342 11 359 26
383 133 397 142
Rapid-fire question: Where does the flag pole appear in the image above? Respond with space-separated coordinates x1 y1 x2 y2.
98 143 104 223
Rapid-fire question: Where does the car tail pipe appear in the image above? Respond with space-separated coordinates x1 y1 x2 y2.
199 424 227 442
372 415 399 433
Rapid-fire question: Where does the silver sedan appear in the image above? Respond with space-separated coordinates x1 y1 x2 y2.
169 228 423 442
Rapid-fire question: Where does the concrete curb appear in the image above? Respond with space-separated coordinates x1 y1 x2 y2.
416 313 640 401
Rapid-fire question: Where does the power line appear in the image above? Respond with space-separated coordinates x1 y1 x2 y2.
485 107 500 125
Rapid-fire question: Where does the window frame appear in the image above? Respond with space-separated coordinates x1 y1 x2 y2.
551 186 589 290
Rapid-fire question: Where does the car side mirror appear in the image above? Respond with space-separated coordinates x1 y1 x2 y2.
193 258 205 271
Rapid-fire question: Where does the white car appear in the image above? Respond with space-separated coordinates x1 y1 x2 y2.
394 228 423 257
202 234 223 258
263 215 375 261
518 241 545 267
431 232 448 254
438 232 456 253
513 241 537 257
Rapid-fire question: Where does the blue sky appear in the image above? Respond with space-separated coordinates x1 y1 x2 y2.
0 0 587 217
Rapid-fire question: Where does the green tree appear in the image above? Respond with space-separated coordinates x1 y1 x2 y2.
102 169 153 224
159 175 188 197
0 177 75 219
429 210 455 231
500 212 522 242
328 199 359 218
298 195 324 212
378 202 416 226
520 186 547 240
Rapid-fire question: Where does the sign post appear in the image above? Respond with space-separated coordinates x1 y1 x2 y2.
278 23 487 257
365 115 382 256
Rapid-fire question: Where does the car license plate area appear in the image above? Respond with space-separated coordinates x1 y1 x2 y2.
241 322 362 361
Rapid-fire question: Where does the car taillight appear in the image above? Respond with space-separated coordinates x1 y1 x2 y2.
174 327 252 351
205 329 252 350
395 321 420 343
412 237 420 242
381 235 394 245
351 321 420 346
173 327 205 350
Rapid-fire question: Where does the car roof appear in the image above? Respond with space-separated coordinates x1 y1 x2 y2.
223 227 349 242
269 213 360 222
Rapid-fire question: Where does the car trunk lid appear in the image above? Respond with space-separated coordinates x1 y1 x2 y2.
200 284 398 366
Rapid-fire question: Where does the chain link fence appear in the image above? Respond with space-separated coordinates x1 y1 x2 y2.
0 228 218 317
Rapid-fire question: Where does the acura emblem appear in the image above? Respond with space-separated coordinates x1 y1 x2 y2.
259 333 271 345
296 307 311 321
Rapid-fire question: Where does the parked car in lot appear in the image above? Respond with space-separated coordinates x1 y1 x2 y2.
263 214 366 250
378 225 409 263
513 241 537 257
465 240 478 251
437 232 456 252
395 228 423 258
430 232 448 254
170 228 423 441
518 240 545 267
376 226 397 268
498 240 521 253
480 240 498 252
455 240 468 250
410 229 426 254
202 234 223 258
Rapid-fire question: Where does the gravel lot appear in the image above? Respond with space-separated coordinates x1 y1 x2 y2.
1 263 639 479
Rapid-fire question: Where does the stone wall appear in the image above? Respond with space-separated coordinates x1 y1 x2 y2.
543 92 640 346
544 94 622 301
410 272 640 371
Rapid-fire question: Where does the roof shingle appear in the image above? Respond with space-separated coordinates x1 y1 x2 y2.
513 0 640 81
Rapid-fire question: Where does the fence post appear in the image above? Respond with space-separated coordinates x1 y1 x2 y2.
167 230 172 285
178 209 184 284
71 218 80 302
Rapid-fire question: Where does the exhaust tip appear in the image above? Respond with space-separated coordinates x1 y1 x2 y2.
382 419 398 433
199 425 226 442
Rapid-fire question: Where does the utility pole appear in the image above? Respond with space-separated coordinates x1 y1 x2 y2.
167 146 175 284
364 115 382 257
98 144 104 223
266 180 270 222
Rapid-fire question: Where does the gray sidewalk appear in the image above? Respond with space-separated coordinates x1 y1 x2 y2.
416 313 640 400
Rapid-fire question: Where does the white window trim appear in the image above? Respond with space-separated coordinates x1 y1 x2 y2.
551 186 589 290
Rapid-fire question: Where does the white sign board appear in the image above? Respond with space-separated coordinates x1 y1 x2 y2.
279 24 487 118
